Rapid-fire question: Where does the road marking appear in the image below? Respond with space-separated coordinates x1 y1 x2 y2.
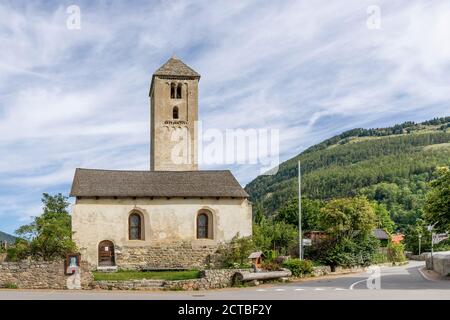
256 289 267 292
294 288 304 291
314 288 325 291
275 289 285 291
349 279 367 290
335 288 347 290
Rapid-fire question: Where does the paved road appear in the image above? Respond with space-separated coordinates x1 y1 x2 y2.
0 261 449 300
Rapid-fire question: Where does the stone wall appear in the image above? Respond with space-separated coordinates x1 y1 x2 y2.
115 242 219 270
163 269 250 291
92 269 250 291
0 260 93 289
406 252 430 261
426 251 450 276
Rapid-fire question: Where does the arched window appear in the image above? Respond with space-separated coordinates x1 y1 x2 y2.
170 83 176 99
129 213 143 240
197 213 208 239
173 106 179 119
176 83 182 99
197 211 213 239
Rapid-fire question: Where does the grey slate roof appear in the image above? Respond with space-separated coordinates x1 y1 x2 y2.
70 168 249 198
153 55 200 78
373 228 389 240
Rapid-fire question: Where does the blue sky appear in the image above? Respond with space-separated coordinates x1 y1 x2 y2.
0 0 449 234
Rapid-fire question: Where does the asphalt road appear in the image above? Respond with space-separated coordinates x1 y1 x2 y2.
0 261 449 300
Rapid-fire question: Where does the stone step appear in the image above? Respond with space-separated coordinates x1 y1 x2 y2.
96 266 118 272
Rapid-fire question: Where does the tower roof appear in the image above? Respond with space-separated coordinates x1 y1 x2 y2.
153 55 200 78
150 55 200 96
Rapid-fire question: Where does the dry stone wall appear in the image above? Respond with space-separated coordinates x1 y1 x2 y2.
0 260 92 289
92 269 251 291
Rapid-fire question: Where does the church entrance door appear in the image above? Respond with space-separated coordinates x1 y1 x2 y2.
98 240 115 266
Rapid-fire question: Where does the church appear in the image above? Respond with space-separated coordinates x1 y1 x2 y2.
70 56 253 270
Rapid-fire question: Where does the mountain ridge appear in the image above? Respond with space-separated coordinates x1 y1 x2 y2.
0 231 16 244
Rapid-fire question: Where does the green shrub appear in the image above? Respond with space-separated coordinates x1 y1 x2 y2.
217 234 254 268
6 239 30 262
283 259 313 277
4 283 18 289
373 252 389 264
261 261 282 271
387 242 406 263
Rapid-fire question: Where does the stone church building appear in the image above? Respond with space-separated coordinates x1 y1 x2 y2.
70 56 252 270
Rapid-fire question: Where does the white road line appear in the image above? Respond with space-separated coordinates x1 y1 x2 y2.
275 289 285 291
294 288 304 291
335 288 347 290
314 288 325 291
349 278 367 290
256 289 266 292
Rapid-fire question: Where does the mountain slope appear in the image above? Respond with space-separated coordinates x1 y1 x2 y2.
245 117 450 228
0 231 16 243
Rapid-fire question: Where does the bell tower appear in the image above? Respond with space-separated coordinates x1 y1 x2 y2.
149 55 200 171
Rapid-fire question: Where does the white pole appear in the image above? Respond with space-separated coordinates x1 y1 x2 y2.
298 160 302 260
418 234 421 255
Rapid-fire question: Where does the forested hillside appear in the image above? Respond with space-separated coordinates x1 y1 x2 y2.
0 231 16 243
245 117 450 231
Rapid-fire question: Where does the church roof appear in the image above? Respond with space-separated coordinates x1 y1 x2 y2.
70 168 249 198
153 55 200 78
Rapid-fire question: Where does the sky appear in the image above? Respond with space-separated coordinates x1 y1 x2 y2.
0 0 449 234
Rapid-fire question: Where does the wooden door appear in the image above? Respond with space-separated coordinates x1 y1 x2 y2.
98 240 115 266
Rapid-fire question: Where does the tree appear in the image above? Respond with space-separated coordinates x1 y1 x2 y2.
15 193 76 261
424 167 450 231
253 203 265 224
371 202 395 234
275 197 323 231
318 196 377 238
253 219 298 256
313 196 379 268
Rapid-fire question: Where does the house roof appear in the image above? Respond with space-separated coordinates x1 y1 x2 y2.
153 55 200 78
373 228 389 240
69 168 249 198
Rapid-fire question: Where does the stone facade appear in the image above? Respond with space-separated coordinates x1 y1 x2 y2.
72 197 252 269
116 241 219 270
0 260 93 289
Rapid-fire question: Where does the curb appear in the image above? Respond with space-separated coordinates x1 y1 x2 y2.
418 266 439 282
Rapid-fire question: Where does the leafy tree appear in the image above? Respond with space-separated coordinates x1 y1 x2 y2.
15 193 76 261
253 219 298 256
275 197 323 231
371 202 395 234
318 196 377 238
253 203 265 224
312 196 379 268
424 167 450 231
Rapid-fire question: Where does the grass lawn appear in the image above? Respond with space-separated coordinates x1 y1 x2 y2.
93 270 201 281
